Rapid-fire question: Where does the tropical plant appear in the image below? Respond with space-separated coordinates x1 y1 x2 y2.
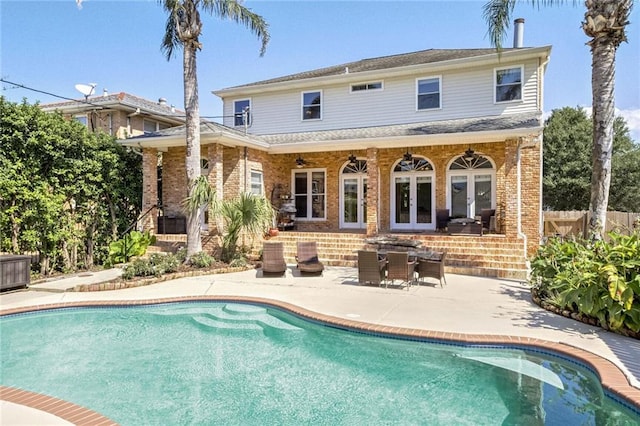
530 230 640 333
189 250 215 268
159 0 269 259
483 0 634 239
220 193 274 262
108 230 156 264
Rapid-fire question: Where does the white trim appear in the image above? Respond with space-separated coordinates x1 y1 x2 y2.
494 65 524 104
339 160 367 229
301 90 323 121
415 76 442 111
250 169 264 196
350 81 384 93
291 168 327 221
390 157 436 231
233 98 251 127
445 154 496 218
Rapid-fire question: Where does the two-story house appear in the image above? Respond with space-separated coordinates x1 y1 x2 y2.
41 91 184 139
124 37 551 279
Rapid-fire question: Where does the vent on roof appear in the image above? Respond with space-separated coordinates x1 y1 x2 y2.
158 98 167 106
103 89 108 97
513 18 525 48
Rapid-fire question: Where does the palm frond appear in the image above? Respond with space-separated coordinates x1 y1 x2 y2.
160 0 182 60
483 0 517 50
205 0 270 56
181 175 217 214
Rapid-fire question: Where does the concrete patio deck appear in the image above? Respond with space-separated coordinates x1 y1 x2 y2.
1 266 639 424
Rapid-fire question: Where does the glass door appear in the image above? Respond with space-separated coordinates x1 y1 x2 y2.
340 160 368 229
391 157 435 230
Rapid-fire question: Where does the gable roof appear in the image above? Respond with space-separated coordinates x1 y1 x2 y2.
214 46 551 96
40 92 185 124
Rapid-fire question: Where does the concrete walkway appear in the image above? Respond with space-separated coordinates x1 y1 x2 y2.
1 266 639 424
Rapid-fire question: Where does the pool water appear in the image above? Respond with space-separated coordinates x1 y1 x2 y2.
1 302 638 425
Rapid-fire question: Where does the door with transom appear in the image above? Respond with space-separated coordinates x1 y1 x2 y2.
447 153 495 218
340 159 368 229
390 157 435 230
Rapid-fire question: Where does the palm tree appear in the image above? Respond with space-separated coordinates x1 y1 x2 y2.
160 0 269 258
483 0 633 239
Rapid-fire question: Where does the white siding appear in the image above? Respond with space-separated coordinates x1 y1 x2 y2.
221 59 540 135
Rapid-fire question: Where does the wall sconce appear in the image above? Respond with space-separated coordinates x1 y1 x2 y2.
348 153 357 164
463 146 477 162
403 149 413 162
295 155 306 168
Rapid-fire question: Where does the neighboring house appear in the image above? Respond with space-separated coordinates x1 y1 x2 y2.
122 29 551 279
40 92 184 139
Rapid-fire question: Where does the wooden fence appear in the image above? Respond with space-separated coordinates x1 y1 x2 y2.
543 211 640 239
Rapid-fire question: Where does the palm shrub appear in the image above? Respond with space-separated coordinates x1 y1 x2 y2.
220 193 274 263
530 230 640 333
190 251 214 268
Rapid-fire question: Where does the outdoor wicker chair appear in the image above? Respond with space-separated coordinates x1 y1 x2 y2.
261 241 287 276
436 209 450 232
357 250 387 286
416 251 447 287
480 209 496 232
295 241 324 275
385 251 416 289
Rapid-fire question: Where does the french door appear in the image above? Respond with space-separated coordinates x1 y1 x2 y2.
340 159 368 229
391 162 434 230
449 173 493 218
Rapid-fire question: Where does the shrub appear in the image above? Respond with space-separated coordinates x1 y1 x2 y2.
530 230 640 332
108 231 156 264
175 247 187 263
190 251 214 268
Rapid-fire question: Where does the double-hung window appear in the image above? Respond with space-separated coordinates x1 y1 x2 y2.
302 91 322 120
74 115 88 126
250 170 263 196
143 119 159 134
417 77 441 110
234 99 250 126
293 170 326 220
495 66 523 103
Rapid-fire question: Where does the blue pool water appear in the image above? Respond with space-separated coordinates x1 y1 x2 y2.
1 302 638 425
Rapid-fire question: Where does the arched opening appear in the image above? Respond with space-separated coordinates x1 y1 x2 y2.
447 153 495 219
390 156 435 230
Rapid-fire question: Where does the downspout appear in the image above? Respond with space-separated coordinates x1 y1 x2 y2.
244 146 248 193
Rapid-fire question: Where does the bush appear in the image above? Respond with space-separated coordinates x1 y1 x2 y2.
530 230 640 332
190 251 214 268
175 247 187 263
108 230 156 264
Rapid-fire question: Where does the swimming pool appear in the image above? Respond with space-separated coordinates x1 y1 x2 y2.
1 301 639 425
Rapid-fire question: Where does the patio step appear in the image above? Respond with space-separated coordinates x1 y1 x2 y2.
267 232 529 281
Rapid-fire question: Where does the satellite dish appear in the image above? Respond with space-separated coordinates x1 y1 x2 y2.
75 83 97 100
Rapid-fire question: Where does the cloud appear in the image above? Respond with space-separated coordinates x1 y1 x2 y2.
616 108 640 143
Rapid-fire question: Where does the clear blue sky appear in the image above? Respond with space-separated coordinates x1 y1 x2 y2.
2 0 639 140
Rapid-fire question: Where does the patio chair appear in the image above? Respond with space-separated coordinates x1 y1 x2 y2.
416 251 447 287
357 250 387 286
436 209 450 232
261 241 287 276
385 251 416 290
295 241 324 275
480 209 496 232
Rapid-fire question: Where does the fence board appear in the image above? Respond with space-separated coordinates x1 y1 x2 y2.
543 211 639 240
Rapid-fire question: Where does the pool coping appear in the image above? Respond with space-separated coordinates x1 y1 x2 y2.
2 295 640 423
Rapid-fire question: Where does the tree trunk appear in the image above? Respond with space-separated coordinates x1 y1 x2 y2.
583 0 629 239
184 42 202 258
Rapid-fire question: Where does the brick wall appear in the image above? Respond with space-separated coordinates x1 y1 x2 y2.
153 139 542 253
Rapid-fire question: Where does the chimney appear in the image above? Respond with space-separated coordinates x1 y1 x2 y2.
103 88 108 97
513 18 525 48
158 97 167 106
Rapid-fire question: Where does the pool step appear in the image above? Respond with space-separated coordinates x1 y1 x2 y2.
192 315 262 331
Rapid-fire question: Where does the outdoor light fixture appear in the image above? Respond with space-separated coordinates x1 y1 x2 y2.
348 153 357 164
463 146 477 162
403 149 413 162
295 155 305 168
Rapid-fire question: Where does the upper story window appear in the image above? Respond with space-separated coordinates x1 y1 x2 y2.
234 99 250 126
302 91 322 120
351 82 383 92
74 115 88 126
417 77 441 110
143 119 159 134
495 66 523 103
250 170 263 195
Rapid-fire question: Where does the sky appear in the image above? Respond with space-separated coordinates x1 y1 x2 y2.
1 0 639 141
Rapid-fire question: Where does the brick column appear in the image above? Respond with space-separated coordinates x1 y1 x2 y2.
502 139 519 238
141 148 158 233
366 148 379 236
